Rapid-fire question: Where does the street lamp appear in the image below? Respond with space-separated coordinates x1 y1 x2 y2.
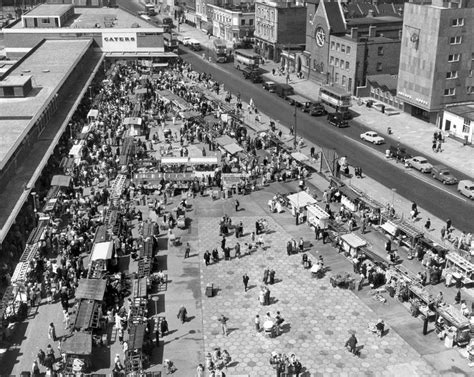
293 103 297 150
31 191 37 213
391 188 396 208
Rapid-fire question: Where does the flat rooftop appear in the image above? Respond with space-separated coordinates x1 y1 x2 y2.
445 104 474 121
11 5 155 29
22 4 73 17
0 74 31 87
0 39 92 170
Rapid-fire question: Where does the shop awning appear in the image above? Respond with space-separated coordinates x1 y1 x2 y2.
91 241 113 261
123 117 143 126
189 156 219 165
341 233 367 248
339 186 360 202
51 175 71 187
62 332 92 356
87 109 98 120
224 143 243 155
380 221 398 236
291 152 309 162
105 52 178 58
307 204 330 219
215 135 235 147
75 279 107 301
160 157 189 165
287 191 317 208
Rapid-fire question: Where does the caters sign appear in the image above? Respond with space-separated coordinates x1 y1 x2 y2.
103 36 136 42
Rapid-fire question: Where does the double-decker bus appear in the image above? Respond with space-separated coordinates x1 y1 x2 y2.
233 49 260 70
319 86 352 114
213 39 227 63
163 32 179 52
144 3 156 16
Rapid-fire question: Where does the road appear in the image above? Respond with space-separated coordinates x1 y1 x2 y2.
180 49 474 232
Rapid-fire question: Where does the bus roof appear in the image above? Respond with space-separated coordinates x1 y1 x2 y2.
234 49 260 57
320 85 351 96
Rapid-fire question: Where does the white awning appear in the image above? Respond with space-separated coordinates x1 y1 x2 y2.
340 233 367 248
123 117 143 126
91 241 113 261
380 221 398 236
160 157 189 165
69 143 84 158
287 191 317 208
87 109 98 120
189 156 219 165
224 143 243 155
307 204 330 219
291 152 309 162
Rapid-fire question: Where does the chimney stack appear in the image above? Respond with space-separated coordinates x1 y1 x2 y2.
351 27 358 39
368 25 376 38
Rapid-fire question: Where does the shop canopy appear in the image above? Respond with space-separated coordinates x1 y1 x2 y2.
307 204 330 220
62 332 92 356
341 233 367 249
160 157 189 165
224 143 243 155
87 109 98 121
123 117 143 126
380 220 398 236
291 152 309 162
91 241 113 261
51 175 72 188
188 156 219 165
75 279 107 301
287 191 317 209
216 135 235 147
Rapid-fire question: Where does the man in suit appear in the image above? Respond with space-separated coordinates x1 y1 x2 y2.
242 273 249 292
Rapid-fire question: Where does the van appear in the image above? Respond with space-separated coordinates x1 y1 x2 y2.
242 67 262 83
327 112 349 128
188 39 201 51
303 101 327 116
274 83 294 98
263 81 276 92
457 180 474 199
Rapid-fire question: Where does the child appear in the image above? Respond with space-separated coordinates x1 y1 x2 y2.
255 315 260 332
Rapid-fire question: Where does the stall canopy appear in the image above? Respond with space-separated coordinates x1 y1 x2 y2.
128 324 146 350
123 117 143 126
224 143 243 155
339 186 360 203
287 191 317 208
340 233 367 249
87 109 98 121
188 156 219 165
380 220 398 236
51 175 72 187
91 241 113 261
215 135 235 147
75 279 107 301
291 152 309 162
160 157 189 165
69 142 84 159
62 332 92 355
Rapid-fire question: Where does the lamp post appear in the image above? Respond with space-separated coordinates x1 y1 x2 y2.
391 188 396 207
31 191 37 213
293 103 297 150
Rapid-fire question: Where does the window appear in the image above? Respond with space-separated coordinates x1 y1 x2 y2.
378 47 384 56
346 46 351 54
331 41 335 50
444 88 455 96
470 70 473 77
467 86 474 94
472 52 474 60
340 59 344 68
341 44 345 53
345 61 350 70
330 56 334 65
451 18 464 27
249 19 253 25
463 119 471 133
336 43 340 51
348 78 352 91
376 62 382 71
450 36 462 44
448 53 460 62
342 75 346 85
446 71 458 79
334 72 339 83
335 58 339 66
241 19 245 25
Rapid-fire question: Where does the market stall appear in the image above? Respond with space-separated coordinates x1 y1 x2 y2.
125 324 147 373
123 117 145 137
223 143 243 156
68 140 85 162
286 191 317 218
75 279 107 302
88 241 114 279
407 283 435 320
61 332 92 374
339 185 361 212
444 253 474 286
132 278 148 299
189 156 220 178
436 305 471 347
73 299 102 331
358 196 382 225
339 233 367 255
59 157 75 175
307 204 330 230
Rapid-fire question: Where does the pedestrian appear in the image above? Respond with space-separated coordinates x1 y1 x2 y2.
63 311 71 330
48 322 56 342
155 329 160 348
255 314 261 332
235 242 241 258
113 354 124 374
160 317 169 336
118 328 124 344
242 273 250 292
177 305 187 324
37 349 46 366
298 238 304 253
196 363 205 377
432 140 437 152
385 240 391 254
269 270 275 285
204 250 211 266
446 218 452 230
32 360 40 377
455 288 461 305
322 229 329 244
234 198 240 212
436 141 442 152
345 333 358 355
185 242 190 258
275 311 284 336
310 146 315 158
218 314 229 336
424 218 431 230
263 268 269 284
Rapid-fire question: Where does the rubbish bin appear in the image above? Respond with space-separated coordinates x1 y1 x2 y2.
206 283 214 297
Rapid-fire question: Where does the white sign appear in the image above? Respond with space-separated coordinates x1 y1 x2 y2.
102 32 138 52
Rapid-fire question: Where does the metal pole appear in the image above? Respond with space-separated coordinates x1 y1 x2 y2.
293 103 297 150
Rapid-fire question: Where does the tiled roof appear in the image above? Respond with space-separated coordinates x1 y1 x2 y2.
325 1 346 34
367 74 398 95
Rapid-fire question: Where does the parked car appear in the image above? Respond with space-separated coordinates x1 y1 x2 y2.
303 101 327 116
458 180 474 199
286 94 311 107
242 67 263 83
178 36 191 45
431 165 458 184
263 81 276 92
389 145 411 161
360 131 385 144
405 156 433 173
327 113 348 127
274 83 294 98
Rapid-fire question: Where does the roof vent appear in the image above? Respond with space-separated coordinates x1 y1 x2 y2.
42 69 50 73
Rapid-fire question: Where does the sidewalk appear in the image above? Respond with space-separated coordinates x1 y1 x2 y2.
177 23 474 180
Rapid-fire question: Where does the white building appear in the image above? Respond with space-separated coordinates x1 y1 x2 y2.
208 3 255 44
441 104 474 144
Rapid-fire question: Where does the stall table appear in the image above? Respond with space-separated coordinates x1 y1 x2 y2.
445 253 474 285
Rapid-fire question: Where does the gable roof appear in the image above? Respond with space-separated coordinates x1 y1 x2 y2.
324 1 346 34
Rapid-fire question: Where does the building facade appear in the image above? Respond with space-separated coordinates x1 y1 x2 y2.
441 104 474 143
398 0 474 123
208 3 255 43
254 0 306 62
